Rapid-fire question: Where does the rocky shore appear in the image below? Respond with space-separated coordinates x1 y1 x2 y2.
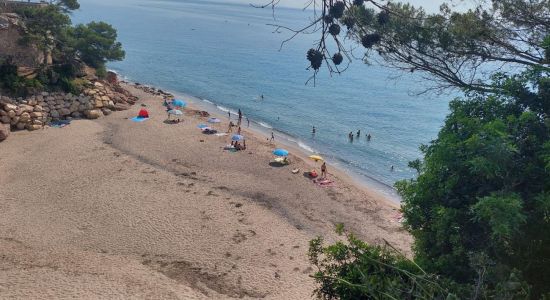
0 77 138 142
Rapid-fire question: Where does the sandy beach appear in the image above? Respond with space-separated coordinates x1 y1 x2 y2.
0 84 411 299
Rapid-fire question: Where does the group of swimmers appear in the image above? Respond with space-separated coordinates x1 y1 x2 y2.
348 130 371 142
311 126 372 143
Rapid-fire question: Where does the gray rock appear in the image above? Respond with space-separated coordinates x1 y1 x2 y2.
0 124 10 141
84 109 102 119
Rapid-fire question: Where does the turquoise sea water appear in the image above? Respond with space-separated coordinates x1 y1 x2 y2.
72 0 450 199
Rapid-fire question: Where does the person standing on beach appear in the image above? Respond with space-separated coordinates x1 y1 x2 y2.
237 126 242 135
321 162 327 178
238 109 242 125
246 117 250 127
228 111 231 120
270 131 275 142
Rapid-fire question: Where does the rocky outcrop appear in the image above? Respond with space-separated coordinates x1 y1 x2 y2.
0 13 45 69
0 79 138 142
0 123 9 141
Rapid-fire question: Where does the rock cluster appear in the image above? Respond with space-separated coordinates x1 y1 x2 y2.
0 80 137 142
131 82 173 99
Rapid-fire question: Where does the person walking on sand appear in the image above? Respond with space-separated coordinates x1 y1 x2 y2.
228 121 234 133
270 131 275 142
321 162 327 178
246 116 250 127
237 126 242 135
228 110 231 120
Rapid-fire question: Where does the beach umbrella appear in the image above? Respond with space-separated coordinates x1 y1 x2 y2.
273 149 289 157
232 134 244 141
172 99 186 107
208 117 221 123
309 155 323 162
197 124 208 129
168 109 183 116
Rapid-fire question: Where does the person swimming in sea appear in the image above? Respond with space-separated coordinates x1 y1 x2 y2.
312 126 316 136
348 132 354 142
357 130 361 137
367 133 372 141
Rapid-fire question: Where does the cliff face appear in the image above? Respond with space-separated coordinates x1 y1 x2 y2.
0 13 44 69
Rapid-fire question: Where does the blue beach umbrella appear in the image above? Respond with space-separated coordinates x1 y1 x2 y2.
167 109 183 116
273 149 289 157
232 134 244 141
208 118 221 123
172 99 186 107
197 124 208 129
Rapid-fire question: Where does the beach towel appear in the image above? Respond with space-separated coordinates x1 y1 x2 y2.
49 120 71 128
131 116 149 122
314 178 335 187
215 133 228 137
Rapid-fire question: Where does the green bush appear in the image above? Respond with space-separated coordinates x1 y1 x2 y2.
0 60 43 97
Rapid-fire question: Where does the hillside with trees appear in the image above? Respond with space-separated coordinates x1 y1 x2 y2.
0 0 124 96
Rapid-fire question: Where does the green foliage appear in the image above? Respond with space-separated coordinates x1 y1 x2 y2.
17 5 71 54
0 60 42 96
69 21 125 68
308 233 455 299
396 70 550 298
95 64 107 79
13 1 124 91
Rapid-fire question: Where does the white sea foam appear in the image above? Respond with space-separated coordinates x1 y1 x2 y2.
297 141 315 153
217 105 229 112
257 121 272 129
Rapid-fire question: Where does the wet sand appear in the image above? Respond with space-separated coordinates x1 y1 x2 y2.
0 84 411 299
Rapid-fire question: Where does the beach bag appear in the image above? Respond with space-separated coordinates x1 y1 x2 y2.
138 109 149 118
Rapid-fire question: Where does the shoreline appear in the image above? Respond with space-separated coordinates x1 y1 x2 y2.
122 79 402 204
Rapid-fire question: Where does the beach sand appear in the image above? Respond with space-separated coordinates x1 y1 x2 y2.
0 84 411 299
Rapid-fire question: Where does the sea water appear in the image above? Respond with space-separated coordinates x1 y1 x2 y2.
72 0 451 199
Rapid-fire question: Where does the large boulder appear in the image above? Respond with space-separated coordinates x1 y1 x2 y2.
26 124 42 131
113 102 130 111
59 108 71 116
0 124 9 141
15 122 26 130
3 103 17 111
84 109 102 119
0 115 10 124
19 112 31 123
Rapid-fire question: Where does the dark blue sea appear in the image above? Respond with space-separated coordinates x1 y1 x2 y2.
72 0 450 199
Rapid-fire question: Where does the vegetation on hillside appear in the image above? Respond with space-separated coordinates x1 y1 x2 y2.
258 0 550 298
0 0 124 96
